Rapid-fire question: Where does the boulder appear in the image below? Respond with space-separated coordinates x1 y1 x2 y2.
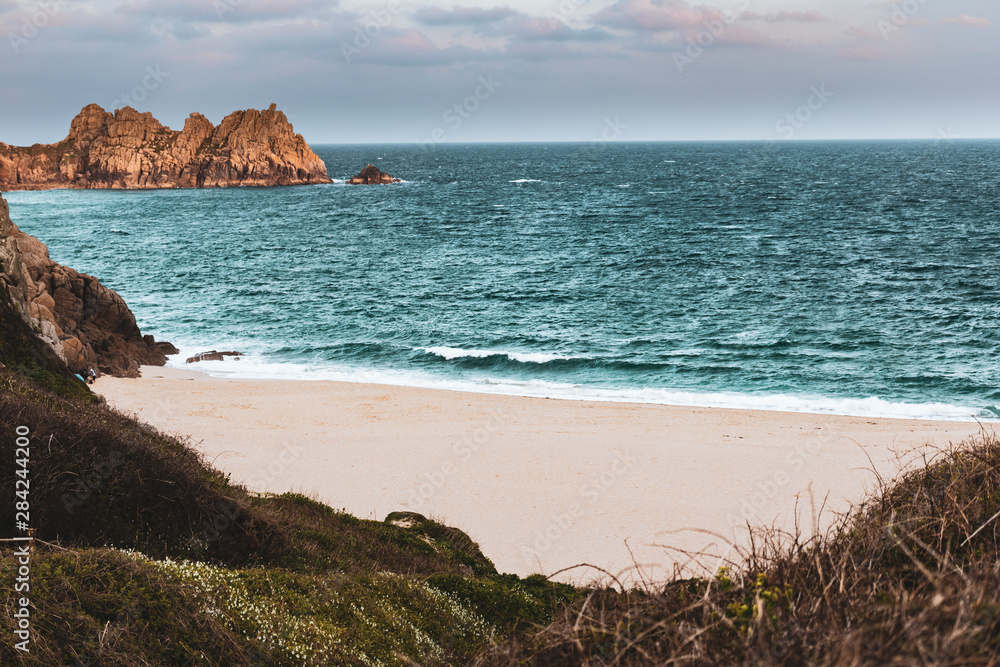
186 350 243 364
347 164 401 185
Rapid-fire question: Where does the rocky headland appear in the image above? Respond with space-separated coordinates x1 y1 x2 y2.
0 194 177 376
348 164 401 184
0 104 332 190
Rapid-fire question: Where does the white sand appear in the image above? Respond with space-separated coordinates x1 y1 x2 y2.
95 367 987 585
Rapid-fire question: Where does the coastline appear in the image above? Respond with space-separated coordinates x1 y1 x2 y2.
95 367 988 583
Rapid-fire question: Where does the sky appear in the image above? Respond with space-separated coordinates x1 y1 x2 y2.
0 0 997 145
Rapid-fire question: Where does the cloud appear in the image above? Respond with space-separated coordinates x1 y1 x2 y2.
741 10 830 23
484 16 614 43
412 5 518 26
594 0 729 32
116 0 337 25
939 15 992 28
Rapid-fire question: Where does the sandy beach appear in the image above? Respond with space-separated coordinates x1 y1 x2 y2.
95 367 987 584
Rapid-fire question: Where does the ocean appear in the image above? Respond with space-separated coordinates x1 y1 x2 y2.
6 140 1000 420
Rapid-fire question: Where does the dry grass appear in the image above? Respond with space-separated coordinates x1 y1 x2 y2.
481 431 1000 666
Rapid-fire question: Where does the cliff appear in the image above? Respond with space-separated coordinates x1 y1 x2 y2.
0 194 177 376
0 104 332 190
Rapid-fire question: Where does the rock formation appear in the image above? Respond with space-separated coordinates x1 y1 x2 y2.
347 164 401 185
0 194 178 377
0 104 332 190
186 350 242 364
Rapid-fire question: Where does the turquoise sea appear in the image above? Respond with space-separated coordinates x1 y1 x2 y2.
6 141 1000 420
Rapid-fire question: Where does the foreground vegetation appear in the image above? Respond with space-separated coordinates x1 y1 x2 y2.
0 283 580 665
483 432 1000 665
2 276 999 664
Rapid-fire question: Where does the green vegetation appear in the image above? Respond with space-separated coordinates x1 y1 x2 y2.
0 284 95 403
1 270 998 663
0 276 582 664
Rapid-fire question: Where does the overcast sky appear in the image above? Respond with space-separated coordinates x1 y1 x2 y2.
0 0 997 145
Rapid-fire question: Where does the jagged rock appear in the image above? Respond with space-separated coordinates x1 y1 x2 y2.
0 103 332 190
347 164 401 185
186 350 242 364
0 194 178 377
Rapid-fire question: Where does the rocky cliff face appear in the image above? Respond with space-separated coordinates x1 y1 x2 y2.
0 104 331 190
0 194 177 376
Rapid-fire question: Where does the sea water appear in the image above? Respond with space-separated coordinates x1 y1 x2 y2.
6 140 1000 420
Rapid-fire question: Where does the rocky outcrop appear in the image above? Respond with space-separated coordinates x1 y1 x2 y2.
186 350 242 364
347 164 401 185
0 104 332 190
0 194 178 377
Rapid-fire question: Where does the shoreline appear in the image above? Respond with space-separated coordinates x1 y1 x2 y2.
96 366 990 584
157 359 988 423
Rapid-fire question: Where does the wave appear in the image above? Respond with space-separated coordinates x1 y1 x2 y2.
164 346 989 422
166 354 986 422
419 346 580 364
509 179 543 183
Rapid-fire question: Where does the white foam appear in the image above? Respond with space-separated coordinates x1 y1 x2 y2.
509 179 542 183
164 349 987 422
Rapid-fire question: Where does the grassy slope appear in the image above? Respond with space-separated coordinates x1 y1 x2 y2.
3 253 999 664
0 287 581 665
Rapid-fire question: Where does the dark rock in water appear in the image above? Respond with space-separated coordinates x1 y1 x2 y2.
0 194 177 377
186 350 243 364
347 164 401 185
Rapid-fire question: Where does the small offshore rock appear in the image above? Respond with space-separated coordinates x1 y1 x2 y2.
347 164 401 185
186 350 243 364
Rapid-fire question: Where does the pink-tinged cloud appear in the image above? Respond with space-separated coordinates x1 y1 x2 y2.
741 10 829 23
939 15 992 28
595 0 729 32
